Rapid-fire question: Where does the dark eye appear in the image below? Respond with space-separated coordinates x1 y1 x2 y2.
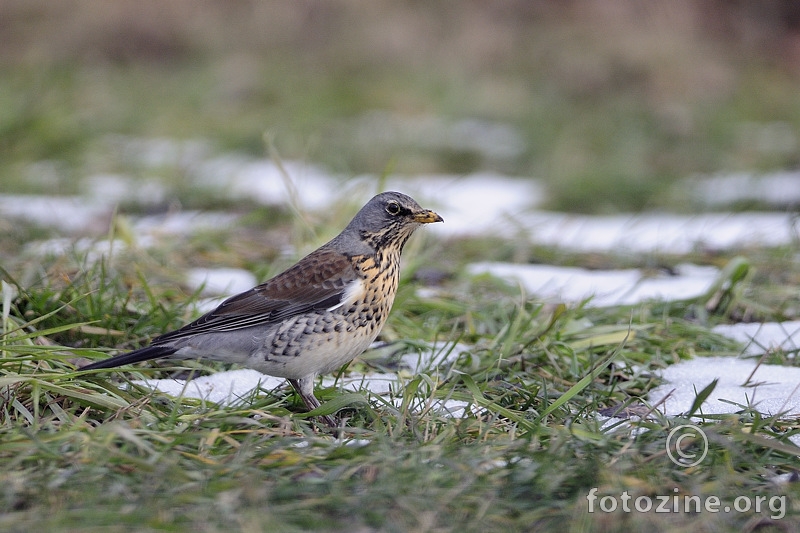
385 201 401 215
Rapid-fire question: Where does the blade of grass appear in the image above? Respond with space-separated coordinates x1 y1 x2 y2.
293 392 371 419
459 373 537 433
686 378 718 417
536 336 626 422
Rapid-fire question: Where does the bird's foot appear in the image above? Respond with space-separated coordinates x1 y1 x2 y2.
288 378 341 432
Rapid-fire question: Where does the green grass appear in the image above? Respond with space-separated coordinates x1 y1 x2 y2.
2 221 800 531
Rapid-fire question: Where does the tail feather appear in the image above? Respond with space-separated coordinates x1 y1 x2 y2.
80 345 177 371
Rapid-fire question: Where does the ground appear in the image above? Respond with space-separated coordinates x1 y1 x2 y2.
2 2 800 531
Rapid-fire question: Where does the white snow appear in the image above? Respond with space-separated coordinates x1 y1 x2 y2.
711 321 800 357
467 262 719 307
193 155 336 210
507 211 797 254
0 194 110 233
690 171 800 207
649 357 800 418
186 268 258 297
132 369 284 406
132 211 240 238
648 321 800 443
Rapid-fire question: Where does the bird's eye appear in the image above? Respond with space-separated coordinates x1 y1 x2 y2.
385 201 401 215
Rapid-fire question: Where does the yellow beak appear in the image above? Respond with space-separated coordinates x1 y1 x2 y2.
412 210 444 224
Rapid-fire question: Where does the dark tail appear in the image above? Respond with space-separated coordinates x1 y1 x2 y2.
80 344 177 371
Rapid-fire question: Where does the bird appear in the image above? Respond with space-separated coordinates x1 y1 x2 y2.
81 191 443 427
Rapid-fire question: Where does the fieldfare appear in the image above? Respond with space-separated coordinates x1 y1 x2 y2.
81 191 443 427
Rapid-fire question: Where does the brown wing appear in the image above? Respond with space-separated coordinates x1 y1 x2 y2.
152 248 359 343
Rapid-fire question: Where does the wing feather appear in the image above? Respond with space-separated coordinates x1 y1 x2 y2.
153 248 359 343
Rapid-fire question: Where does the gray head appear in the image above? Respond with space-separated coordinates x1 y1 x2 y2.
338 191 443 252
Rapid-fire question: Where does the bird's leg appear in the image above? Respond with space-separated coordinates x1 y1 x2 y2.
288 377 338 428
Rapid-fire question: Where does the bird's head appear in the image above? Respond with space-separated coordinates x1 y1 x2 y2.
341 191 443 252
